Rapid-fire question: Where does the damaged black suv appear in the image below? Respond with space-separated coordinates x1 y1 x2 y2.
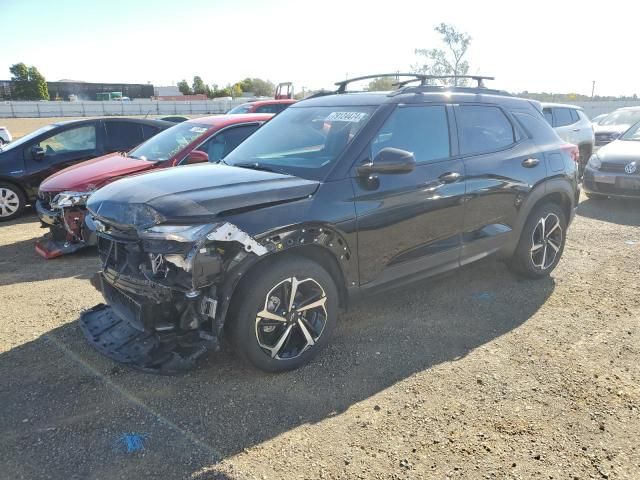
81 74 580 373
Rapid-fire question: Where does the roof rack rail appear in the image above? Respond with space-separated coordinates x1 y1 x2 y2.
393 75 495 88
334 73 425 93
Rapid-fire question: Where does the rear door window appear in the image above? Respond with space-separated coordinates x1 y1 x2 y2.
457 105 515 155
554 108 575 127
105 122 144 151
371 105 450 164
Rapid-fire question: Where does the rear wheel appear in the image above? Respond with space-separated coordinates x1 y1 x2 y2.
509 203 567 279
0 182 26 221
228 255 338 372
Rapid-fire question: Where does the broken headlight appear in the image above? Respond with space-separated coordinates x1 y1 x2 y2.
139 224 217 242
51 191 91 209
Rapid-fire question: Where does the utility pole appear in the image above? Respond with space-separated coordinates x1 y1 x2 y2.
591 81 596 100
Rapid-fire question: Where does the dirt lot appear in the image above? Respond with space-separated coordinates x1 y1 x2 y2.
0 195 639 480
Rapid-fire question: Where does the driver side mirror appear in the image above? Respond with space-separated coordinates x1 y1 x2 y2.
185 150 209 164
31 145 45 160
357 147 416 176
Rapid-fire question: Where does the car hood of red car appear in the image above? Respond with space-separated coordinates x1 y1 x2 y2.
39 153 160 193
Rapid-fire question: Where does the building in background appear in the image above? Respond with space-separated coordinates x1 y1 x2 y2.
0 79 154 100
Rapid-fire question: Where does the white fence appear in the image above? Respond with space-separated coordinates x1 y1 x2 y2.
0 99 252 118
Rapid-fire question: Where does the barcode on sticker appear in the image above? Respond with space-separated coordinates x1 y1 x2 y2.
325 112 367 122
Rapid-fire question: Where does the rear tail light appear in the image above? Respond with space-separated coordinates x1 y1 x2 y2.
561 143 580 163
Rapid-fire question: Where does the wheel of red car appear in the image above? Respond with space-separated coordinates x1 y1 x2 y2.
0 182 26 221
228 255 338 372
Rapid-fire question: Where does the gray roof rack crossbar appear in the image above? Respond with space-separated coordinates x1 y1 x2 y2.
334 73 425 94
393 75 495 88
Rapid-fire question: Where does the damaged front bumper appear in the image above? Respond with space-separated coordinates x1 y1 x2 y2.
35 195 95 259
80 221 268 373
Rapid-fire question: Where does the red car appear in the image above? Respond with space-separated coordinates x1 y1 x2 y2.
35 113 272 258
227 99 296 114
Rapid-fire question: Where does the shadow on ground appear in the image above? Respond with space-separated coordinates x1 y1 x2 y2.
0 259 554 479
577 196 640 226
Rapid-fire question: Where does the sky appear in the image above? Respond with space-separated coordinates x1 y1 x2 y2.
1 0 639 97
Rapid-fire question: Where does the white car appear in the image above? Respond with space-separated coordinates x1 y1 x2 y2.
0 126 12 146
542 103 595 175
593 107 640 147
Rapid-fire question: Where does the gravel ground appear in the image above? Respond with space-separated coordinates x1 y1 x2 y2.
0 195 638 480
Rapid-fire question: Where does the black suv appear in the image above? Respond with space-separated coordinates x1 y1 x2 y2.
81 75 580 373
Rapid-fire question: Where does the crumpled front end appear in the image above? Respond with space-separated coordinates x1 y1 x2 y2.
80 218 268 373
35 191 96 259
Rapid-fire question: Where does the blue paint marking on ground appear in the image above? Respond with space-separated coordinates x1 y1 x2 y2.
472 291 494 301
116 433 149 453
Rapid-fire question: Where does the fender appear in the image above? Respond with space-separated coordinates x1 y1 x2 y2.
499 176 577 257
211 223 357 337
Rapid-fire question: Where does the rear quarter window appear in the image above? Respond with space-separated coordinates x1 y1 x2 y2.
513 112 561 144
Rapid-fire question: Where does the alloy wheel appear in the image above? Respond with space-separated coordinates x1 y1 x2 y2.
0 187 20 218
255 276 328 360
530 213 563 270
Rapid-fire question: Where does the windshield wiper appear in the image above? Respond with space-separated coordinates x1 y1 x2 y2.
232 162 291 176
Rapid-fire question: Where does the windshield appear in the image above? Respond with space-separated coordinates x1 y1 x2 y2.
599 110 640 126
227 103 252 114
224 105 375 180
0 124 55 151
620 121 640 141
128 122 210 161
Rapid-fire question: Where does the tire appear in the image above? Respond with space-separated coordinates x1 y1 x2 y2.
586 192 607 200
509 203 567 279
228 255 338 372
0 182 26 221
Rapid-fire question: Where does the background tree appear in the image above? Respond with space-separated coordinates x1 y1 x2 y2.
368 77 396 91
177 79 192 95
234 78 275 97
413 23 472 86
192 76 207 95
9 62 49 100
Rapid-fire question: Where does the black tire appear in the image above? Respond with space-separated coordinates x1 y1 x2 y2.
509 203 567 279
0 182 26 221
585 192 607 200
228 255 338 372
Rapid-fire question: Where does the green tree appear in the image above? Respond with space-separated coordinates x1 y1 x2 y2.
192 75 207 95
9 62 49 100
177 79 192 95
368 77 396 91
234 78 275 97
413 23 472 86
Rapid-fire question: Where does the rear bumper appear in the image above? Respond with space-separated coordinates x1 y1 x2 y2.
583 166 640 198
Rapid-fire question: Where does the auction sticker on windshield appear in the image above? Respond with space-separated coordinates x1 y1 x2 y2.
189 127 208 133
326 112 367 122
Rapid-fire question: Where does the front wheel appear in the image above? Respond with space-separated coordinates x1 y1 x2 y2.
228 255 338 372
509 203 567 279
0 182 26 221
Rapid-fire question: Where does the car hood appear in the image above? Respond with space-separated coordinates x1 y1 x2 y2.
87 163 320 228
596 140 640 164
594 124 630 135
39 153 159 193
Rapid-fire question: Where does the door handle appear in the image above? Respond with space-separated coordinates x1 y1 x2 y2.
522 158 539 168
572 128 581 132
438 171 461 183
